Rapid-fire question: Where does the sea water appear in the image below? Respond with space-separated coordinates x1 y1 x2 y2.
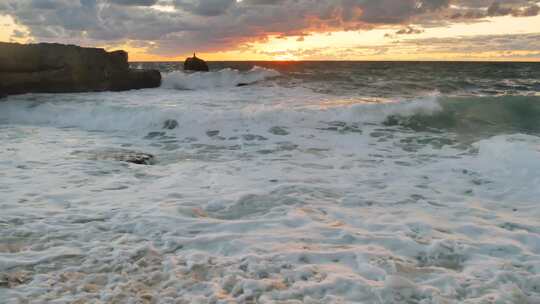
1 62 540 303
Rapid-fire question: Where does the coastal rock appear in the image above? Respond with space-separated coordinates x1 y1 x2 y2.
0 42 161 96
206 130 220 137
184 54 209 72
118 69 162 91
269 126 290 136
112 151 155 165
73 149 155 165
0 271 32 288
163 119 179 130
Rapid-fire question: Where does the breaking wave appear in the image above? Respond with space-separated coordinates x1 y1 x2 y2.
0 90 540 142
161 66 280 90
386 96 540 137
1 93 539 142
0 95 440 133
2 61 540 303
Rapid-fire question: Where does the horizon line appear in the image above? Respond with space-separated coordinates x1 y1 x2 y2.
129 59 540 63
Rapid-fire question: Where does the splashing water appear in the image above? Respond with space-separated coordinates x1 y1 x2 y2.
161 66 280 90
1 62 540 303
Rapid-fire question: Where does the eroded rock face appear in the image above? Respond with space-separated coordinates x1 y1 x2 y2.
184 54 209 72
0 42 161 96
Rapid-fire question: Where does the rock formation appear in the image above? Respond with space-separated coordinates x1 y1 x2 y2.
72 149 155 165
0 42 161 96
184 53 209 72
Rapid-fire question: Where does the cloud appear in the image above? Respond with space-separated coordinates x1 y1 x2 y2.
401 32 540 54
449 1 540 20
173 0 236 16
0 0 539 57
250 32 540 60
487 2 513 16
31 0 73 9
109 0 158 6
385 26 425 38
525 4 540 15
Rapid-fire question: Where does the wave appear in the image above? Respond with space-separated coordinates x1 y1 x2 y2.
386 96 540 138
0 94 440 134
2 94 539 142
161 66 280 90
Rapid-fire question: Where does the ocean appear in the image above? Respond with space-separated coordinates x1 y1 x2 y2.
1 61 540 303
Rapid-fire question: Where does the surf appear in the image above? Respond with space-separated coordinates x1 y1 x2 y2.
161 66 280 90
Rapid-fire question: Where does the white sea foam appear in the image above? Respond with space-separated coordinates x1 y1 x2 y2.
1 84 539 303
162 66 280 90
0 91 441 135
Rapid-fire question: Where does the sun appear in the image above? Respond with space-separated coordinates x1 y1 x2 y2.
272 53 300 61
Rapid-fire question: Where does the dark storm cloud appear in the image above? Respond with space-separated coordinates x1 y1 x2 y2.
108 0 158 6
487 2 513 16
31 0 71 9
449 0 540 19
174 0 236 16
1 0 539 56
520 4 540 16
242 0 286 4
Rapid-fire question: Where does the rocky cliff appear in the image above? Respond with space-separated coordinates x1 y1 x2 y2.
0 42 161 96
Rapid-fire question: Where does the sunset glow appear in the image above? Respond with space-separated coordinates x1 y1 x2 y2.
2 1 540 303
1 1 540 61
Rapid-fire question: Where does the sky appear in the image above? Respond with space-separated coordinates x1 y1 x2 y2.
1 0 539 61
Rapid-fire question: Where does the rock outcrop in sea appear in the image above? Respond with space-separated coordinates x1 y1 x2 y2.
72 149 155 165
0 42 161 96
184 53 209 72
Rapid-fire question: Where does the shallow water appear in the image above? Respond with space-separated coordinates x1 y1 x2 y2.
1 62 540 303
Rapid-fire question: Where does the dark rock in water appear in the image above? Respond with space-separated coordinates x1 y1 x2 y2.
0 271 32 288
383 115 400 126
163 119 179 130
120 153 154 165
206 130 220 137
145 131 166 139
318 121 362 134
236 83 249 87
242 134 268 141
73 149 155 165
184 53 209 72
269 126 290 136
124 69 161 91
0 42 161 96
